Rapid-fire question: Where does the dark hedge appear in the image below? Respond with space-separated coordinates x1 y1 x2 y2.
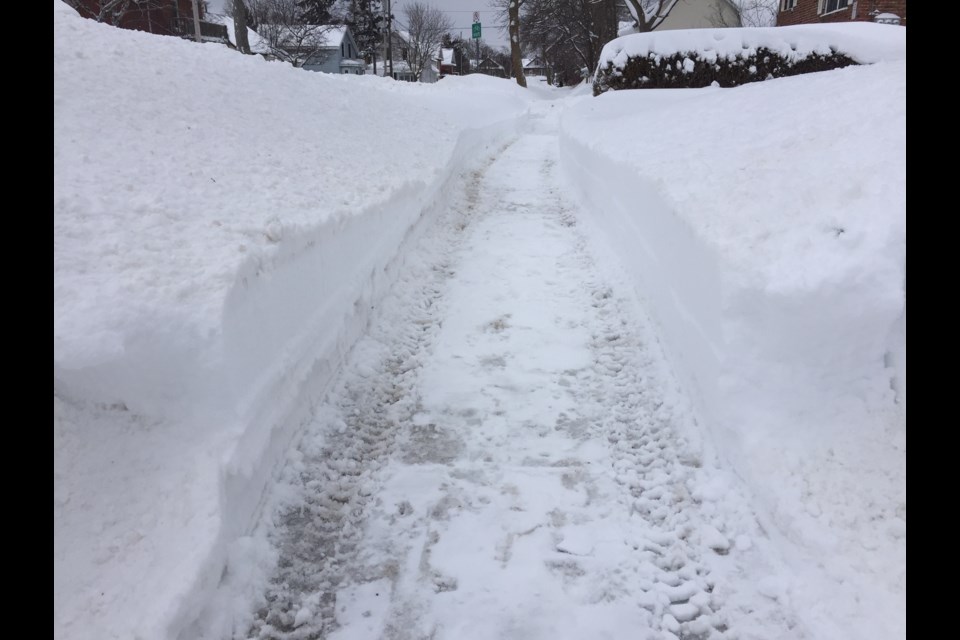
593 46 858 96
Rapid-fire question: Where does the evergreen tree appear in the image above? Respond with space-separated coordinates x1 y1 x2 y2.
348 0 384 59
296 0 337 24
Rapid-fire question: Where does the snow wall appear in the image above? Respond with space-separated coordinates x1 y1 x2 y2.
54 3 530 637
183 116 527 639
559 47 905 638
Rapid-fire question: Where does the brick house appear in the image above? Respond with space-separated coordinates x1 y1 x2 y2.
67 0 228 42
777 1 906 27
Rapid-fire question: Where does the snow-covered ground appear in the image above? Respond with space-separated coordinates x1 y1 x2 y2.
54 3 905 639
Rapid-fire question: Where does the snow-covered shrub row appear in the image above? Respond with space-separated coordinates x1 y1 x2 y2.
593 46 856 94
593 23 905 95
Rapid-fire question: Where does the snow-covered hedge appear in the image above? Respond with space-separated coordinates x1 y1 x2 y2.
594 23 905 95
594 46 856 94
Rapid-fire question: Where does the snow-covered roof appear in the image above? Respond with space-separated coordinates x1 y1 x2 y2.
523 56 547 68
316 25 349 47
441 48 455 65
873 12 901 24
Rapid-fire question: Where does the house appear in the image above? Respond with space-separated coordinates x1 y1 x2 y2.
67 0 228 42
522 56 551 78
259 24 366 74
373 30 438 82
477 57 506 78
375 59 438 82
438 48 457 76
776 0 906 26
303 26 365 75
650 0 742 30
438 47 471 77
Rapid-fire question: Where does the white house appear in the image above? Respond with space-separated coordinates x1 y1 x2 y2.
622 0 743 34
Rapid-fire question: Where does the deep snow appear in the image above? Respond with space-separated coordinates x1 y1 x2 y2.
54 4 905 640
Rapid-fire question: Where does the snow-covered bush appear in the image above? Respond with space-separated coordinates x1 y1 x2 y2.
593 24 905 96
593 46 856 95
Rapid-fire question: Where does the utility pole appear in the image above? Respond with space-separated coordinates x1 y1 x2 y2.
472 12 481 76
385 0 393 78
191 0 202 43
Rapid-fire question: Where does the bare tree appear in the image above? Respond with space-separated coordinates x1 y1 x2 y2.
247 0 338 67
503 0 618 86
231 0 253 52
507 0 527 87
403 2 453 81
65 0 166 26
623 0 679 33
717 0 778 27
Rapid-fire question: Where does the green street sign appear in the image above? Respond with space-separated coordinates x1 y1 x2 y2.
472 22 481 39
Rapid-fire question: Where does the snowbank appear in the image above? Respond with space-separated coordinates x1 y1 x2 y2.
560 52 905 639
54 3 531 639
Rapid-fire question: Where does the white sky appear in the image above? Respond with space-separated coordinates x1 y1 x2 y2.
206 0 510 49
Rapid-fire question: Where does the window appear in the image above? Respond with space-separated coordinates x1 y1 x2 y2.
781 0 796 9
402 48 408 61
819 0 850 14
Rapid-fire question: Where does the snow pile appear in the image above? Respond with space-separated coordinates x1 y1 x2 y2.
560 45 905 640
598 23 906 72
54 3 531 639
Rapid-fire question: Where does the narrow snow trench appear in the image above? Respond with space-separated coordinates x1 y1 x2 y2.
244 114 800 640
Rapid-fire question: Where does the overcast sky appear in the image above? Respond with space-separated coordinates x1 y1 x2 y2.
206 1 510 49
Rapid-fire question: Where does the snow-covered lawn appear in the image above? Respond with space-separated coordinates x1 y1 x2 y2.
54 2 904 638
